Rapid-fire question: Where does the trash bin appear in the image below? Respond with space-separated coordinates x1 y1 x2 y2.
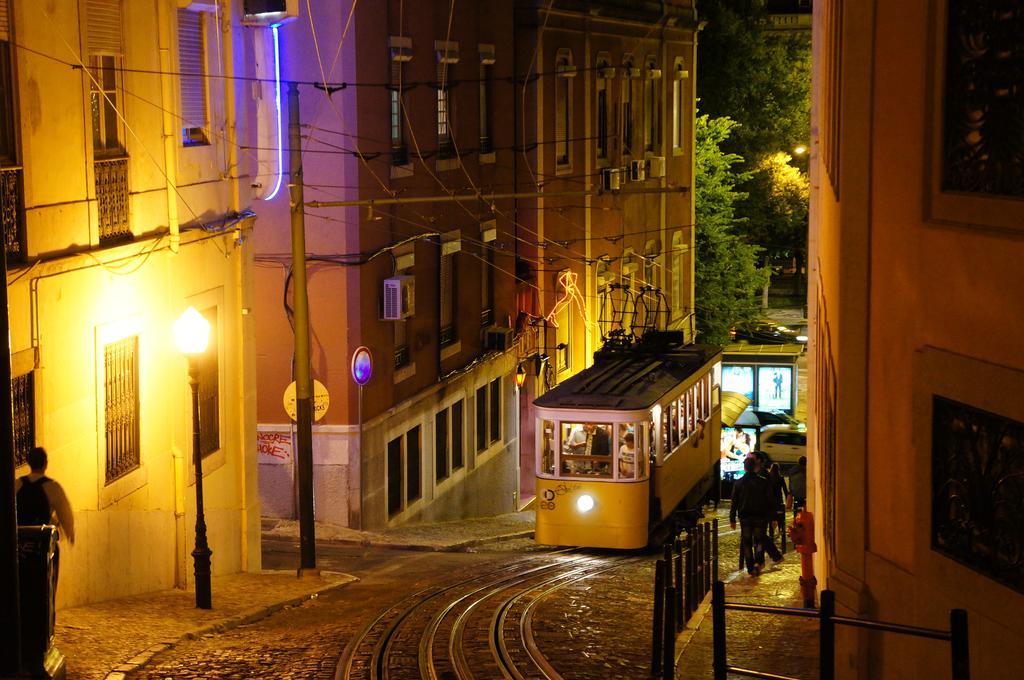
17 525 66 679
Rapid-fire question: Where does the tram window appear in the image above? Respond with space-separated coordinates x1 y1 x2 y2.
559 421 612 478
617 423 637 479
669 401 680 451
540 420 556 475
661 409 669 457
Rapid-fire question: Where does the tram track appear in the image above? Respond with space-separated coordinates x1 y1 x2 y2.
336 549 642 680
337 549 585 680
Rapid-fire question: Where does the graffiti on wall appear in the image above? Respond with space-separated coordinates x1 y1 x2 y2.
258 431 292 464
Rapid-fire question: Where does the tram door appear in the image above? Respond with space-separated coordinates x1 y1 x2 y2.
518 375 536 509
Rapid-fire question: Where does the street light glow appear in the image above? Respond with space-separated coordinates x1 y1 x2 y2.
793 144 808 156
174 307 211 355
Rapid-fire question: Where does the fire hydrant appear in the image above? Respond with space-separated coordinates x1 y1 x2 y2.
787 509 818 608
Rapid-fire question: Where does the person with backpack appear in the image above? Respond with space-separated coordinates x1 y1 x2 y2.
15 446 75 591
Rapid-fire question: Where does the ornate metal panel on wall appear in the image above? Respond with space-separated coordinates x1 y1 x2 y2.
815 293 838 563
932 395 1024 593
942 0 1024 197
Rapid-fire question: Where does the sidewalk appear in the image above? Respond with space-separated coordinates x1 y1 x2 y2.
675 507 818 679
56 571 355 680
262 509 536 551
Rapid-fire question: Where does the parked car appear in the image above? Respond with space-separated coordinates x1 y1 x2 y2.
758 425 807 465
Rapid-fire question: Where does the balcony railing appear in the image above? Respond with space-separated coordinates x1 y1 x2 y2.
1 165 25 262
394 345 410 369
95 157 130 243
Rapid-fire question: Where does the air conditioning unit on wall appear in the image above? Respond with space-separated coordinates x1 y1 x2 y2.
629 159 646 182
241 0 299 26
483 326 513 351
648 156 666 178
600 167 622 192
382 276 415 320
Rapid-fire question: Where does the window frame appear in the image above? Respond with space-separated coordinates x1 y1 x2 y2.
554 49 574 169
177 9 210 147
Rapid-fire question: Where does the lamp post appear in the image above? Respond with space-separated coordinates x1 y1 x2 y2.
174 307 212 609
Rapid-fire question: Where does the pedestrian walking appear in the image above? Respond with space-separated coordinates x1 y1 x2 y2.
15 446 75 594
729 457 781 576
787 456 807 517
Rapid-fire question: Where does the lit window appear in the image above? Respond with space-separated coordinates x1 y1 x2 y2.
178 10 209 146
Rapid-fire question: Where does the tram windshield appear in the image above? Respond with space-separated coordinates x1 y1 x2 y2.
539 419 648 480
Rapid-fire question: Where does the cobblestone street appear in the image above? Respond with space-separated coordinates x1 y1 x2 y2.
55 507 817 679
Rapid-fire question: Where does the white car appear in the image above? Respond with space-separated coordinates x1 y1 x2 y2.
758 425 807 465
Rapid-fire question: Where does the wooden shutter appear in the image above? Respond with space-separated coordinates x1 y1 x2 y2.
0 0 10 43
86 0 123 56
178 10 207 130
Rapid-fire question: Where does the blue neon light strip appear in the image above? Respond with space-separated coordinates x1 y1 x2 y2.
263 25 284 201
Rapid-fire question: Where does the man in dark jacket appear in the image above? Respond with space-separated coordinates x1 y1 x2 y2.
15 447 75 594
730 456 782 575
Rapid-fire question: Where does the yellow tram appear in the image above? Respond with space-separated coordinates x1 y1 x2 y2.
533 338 723 549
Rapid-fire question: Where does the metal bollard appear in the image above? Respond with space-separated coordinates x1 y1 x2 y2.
684 532 694 621
950 609 970 680
652 559 665 675
663 586 676 680
820 589 835 680
712 580 727 680
712 518 720 582
674 539 684 629
704 520 712 593
696 523 705 599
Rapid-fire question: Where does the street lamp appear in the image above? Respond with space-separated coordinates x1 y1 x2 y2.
174 307 212 609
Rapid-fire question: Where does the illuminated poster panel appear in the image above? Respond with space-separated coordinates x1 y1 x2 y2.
722 365 754 399
757 366 792 411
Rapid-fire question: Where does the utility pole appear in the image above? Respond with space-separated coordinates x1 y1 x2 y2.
1 250 23 674
288 82 317 575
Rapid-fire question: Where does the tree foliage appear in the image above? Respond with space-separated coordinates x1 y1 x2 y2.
694 114 770 345
697 1 812 286
696 2 811 163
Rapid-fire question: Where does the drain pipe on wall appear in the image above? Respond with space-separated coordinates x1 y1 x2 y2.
157 0 181 253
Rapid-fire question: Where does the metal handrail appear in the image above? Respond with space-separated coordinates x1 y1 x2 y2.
829 614 952 641
711 581 970 680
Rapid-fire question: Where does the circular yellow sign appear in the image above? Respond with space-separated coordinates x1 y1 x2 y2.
283 379 330 422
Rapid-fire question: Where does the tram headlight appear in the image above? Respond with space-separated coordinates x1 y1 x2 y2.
576 494 595 513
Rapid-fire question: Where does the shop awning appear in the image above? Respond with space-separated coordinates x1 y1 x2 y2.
720 391 753 428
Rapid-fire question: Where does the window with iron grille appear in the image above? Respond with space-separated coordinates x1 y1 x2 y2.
451 400 464 470
434 399 465 485
437 61 455 159
11 371 34 469
198 307 219 456
387 436 402 516
178 9 209 146
104 335 140 484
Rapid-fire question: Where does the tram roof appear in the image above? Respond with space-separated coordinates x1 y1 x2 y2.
534 340 722 412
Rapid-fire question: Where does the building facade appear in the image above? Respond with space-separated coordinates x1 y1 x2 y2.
4 0 261 608
253 0 699 531
808 1 1024 677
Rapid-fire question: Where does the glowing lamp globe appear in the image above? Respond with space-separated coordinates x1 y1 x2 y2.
175 307 211 355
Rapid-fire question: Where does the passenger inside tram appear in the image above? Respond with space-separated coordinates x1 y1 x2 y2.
561 422 612 476
619 432 636 478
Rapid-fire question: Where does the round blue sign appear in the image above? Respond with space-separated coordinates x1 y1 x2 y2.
351 346 373 386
